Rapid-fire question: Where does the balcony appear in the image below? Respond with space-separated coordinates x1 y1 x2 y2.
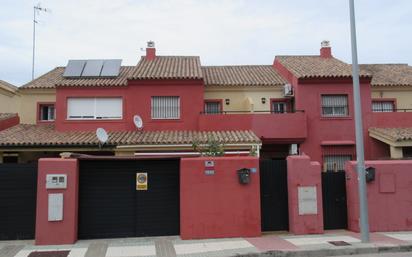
371 109 412 127
198 111 307 142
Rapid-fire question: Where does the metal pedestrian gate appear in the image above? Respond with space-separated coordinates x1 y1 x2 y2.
322 171 348 230
260 159 289 231
0 163 38 240
78 159 180 239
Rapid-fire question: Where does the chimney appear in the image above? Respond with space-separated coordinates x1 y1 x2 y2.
320 40 332 58
146 41 156 60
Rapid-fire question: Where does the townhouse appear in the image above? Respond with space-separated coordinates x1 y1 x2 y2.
1 41 412 242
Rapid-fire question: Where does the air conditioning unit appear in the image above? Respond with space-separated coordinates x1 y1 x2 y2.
289 144 299 155
283 84 294 97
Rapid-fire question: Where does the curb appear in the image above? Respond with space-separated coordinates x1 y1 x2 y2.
235 243 412 257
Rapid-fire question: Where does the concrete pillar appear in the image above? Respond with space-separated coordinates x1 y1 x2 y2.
287 155 324 235
35 158 79 245
390 146 403 159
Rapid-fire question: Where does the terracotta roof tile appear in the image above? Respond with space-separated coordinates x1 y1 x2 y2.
0 113 17 121
369 127 412 142
129 56 203 80
0 124 260 147
360 64 412 87
276 55 371 79
0 80 18 93
202 65 286 87
21 66 135 89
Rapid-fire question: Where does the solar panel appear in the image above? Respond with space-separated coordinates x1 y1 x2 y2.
101 59 122 77
81 60 104 77
63 60 86 77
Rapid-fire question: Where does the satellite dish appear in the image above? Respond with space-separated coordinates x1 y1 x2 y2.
133 115 143 130
96 128 108 144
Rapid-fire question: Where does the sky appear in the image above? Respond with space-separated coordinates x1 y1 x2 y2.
0 0 411 86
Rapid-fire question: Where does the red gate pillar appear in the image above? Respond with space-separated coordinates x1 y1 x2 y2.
287 155 324 235
35 158 79 245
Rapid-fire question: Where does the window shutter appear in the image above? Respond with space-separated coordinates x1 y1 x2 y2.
95 98 122 119
67 98 94 119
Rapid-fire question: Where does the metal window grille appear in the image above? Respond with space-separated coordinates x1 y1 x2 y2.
204 101 221 114
151 96 180 119
324 155 352 172
372 101 394 112
322 95 348 117
272 102 287 113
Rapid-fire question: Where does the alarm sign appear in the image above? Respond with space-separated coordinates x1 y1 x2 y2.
136 172 148 190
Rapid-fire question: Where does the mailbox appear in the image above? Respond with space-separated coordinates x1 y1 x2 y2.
365 166 376 183
237 168 251 184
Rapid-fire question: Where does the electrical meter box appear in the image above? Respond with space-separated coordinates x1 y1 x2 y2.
46 174 67 189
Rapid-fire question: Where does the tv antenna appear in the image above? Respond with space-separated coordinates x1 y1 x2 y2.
32 3 51 80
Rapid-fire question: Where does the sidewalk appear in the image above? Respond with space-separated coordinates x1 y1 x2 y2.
1 230 412 257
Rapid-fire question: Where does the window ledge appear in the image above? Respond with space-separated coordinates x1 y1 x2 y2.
38 120 55 124
150 119 182 123
320 116 353 120
64 119 125 123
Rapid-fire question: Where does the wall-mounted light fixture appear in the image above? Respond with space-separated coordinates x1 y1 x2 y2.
225 99 230 105
261 98 266 104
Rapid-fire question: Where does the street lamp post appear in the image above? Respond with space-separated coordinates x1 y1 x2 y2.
348 0 370 243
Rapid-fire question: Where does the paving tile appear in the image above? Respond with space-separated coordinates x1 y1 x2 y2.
155 239 176 257
245 235 298 251
282 235 360 246
0 245 25 257
174 239 256 255
345 231 408 246
105 245 156 257
84 242 108 257
383 232 412 242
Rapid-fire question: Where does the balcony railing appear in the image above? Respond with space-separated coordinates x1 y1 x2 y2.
373 109 412 113
200 110 305 115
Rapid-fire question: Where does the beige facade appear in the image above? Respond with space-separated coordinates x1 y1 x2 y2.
204 86 284 112
18 89 56 124
0 88 19 114
372 87 412 110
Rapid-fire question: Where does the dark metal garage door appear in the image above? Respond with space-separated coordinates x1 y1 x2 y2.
78 159 180 239
0 163 37 240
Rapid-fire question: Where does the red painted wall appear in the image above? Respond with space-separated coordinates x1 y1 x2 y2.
346 160 412 232
198 113 307 142
287 155 324 234
35 158 79 245
274 59 373 164
55 79 204 132
0 114 19 131
180 156 261 239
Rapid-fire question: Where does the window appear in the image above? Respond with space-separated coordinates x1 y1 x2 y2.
372 100 394 112
39 104 55 121
204 101 221 114
272 101 288 113
67 98 122 120
321 95 348 117
151 96 180 119
324 155 351 172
